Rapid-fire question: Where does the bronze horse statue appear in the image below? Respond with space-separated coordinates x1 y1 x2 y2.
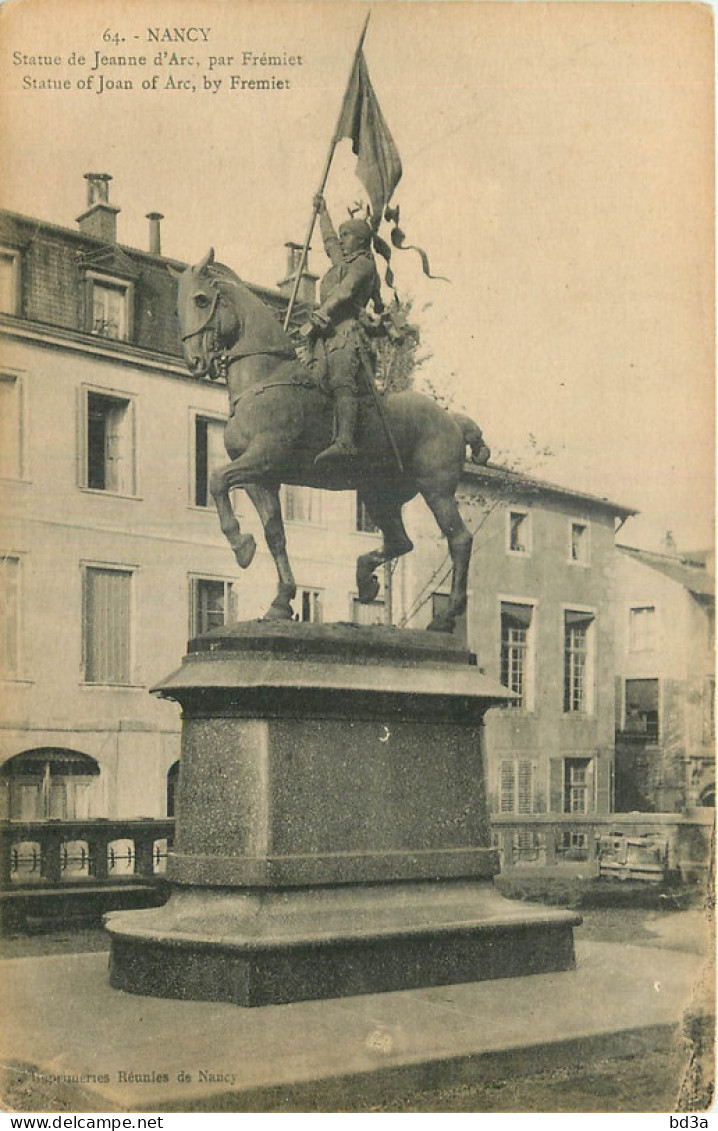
174 249 490 633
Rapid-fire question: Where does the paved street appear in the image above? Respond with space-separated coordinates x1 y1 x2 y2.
0 901 713 1113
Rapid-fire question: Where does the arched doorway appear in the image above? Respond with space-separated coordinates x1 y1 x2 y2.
0 748 100 820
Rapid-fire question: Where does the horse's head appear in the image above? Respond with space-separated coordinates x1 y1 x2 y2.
172 249 242 379
172 248 295 381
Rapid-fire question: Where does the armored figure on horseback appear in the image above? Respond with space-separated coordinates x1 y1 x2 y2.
299 195 383 467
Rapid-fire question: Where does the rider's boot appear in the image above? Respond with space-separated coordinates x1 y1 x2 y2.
314 393 359 467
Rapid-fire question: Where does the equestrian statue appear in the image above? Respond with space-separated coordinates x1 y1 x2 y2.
173 200 490 634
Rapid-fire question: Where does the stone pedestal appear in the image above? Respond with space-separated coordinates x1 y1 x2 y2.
106 622 579 1006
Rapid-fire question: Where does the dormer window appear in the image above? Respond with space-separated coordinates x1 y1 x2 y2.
92 280 126 339
86 274 131 340
0 248 20 315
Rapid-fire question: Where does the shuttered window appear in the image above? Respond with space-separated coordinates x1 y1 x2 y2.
83 566 132 684
298 588 322 624
563 611 595 713
0 555 20 678
0 374 22 479
190 576 235 637
499 759 534 814
194 415 226 507
84 390 136 495
284 486 323 525
500 603 534 708
0 250 19 315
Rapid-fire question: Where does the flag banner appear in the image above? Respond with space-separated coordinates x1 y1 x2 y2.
336 50 402 228
337 51 445 287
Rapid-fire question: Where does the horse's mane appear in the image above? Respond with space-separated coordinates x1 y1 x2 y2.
202 259 294 351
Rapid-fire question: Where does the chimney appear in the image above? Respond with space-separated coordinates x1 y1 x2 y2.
146 212 164 256
277 241 318 307
77 173 120 243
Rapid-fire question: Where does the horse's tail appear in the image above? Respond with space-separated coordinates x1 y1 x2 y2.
453 412 491 465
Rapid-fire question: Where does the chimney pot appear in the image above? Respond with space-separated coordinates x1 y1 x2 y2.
78 173 119 244
146 212 164 256
84 172 112 206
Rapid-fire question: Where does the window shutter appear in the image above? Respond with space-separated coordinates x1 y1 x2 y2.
595 757 612 813
549 758 564 813
499 760 515 813
84 568 131 683
517 761 533 814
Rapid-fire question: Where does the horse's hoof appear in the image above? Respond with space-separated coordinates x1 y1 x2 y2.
263 602 294 622
471 444 491 466
426 614 456 634
234 534 256 570
357 573 380 604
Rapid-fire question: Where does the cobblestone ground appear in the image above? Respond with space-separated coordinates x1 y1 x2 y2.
1 903 714 1114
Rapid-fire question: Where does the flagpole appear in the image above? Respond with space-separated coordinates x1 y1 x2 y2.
282 12 371 332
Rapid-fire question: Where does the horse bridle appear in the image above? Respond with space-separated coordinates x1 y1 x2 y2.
180 288 221 344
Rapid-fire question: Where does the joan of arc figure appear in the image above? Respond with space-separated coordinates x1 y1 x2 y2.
299 195 383 467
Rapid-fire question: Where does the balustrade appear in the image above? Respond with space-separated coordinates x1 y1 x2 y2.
0 818 174 890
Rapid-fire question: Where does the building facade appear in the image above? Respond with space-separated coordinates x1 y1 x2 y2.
614 543 715 812
398 466 635 859
1 174 635 846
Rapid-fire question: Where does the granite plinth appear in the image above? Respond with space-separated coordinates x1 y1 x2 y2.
106 622 578 1006
108 881 580 1006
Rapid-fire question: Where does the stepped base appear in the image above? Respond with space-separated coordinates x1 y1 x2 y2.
106 881 581 1007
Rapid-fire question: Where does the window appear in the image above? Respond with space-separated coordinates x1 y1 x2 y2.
500 602 534 709
563 610 595 713
82 566 133 685
624 678 660 741
296 588 322 623
499 759 534 814
629 606 656 652
0 373 23 479
569 521 589 565
88 277 130 340
356 494 379 533
0 555 21 679
564 758 591 814
562 831 589 857
352 596 385 625
507 510 531 555
0 749 99 821
83 389 136 495
193 415 226 507
284 486 323 525
189 576 235 637
0 249 20 314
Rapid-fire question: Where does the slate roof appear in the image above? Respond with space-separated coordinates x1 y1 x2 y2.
463 462 638 519
617 544 715 599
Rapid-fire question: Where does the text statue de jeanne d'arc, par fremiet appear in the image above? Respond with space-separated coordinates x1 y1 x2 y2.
172 15 490 634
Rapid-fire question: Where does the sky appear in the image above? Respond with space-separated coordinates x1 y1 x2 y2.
1 0 714 553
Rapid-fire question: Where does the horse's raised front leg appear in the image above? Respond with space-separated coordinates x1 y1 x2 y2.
210 462 257 570
244 482 296 621
419 486 473 634
355 490 414 605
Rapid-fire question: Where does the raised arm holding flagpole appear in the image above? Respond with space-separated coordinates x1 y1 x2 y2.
282 12 402 333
